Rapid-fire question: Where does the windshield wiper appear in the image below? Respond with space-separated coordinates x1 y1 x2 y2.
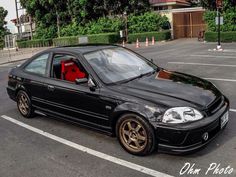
121 70 156 84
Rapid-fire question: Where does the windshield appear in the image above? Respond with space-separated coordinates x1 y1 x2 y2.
83 47 157 84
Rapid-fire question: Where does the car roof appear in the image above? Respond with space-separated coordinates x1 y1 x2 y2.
46 44 119 54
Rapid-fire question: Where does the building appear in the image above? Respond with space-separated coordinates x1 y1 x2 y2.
150 0 191 11
3 14 35 49
11 14 35 40
150 0 206 39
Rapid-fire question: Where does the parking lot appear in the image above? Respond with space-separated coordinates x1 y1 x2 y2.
0 39 235 177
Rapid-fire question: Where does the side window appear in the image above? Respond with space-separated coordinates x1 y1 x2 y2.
24 54 49 76
51 54 87 83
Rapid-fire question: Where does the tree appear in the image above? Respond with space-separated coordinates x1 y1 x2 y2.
20 0 151 39
203 0 236 32
0 6 8 48
200 0 236 10
20 0 71 38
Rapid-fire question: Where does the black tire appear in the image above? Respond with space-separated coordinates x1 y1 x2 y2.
16 90 35 118
116 113 156 156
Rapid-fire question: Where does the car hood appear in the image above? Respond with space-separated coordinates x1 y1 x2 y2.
112 69 221 109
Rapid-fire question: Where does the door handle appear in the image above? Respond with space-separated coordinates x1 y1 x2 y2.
47 85 55 91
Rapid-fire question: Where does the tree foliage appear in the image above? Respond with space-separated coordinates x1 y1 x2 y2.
128 12 169 33
0 6 8 48
204 8 236 32
203 0 236 32
20 0 151 39
200 0 236 10
60 16 125 36
60 12 169 37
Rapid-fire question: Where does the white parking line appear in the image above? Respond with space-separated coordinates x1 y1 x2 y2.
190 54 236 59
204 78 236 82
168 62 236 67
208 49 236 53
0 115 173 177
230 109 236 113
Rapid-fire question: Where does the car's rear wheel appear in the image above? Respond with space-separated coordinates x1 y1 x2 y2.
17 90 34 118
116 113 156 155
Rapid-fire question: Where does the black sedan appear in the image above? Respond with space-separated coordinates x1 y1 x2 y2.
7 45 229 155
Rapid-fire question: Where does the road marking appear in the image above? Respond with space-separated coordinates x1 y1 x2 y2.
168 62 236 67
230 109 236 113
168 62 236 83
152 48 177 54
208 49 236 53
0 115 173 177
190 54 236 59
137 48 177 55
204 78 236 82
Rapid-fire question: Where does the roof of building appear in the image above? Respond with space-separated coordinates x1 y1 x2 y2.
150 0 190 6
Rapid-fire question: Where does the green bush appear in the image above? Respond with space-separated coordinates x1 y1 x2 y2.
85 17 124 34
17 39 53 48
0 41 4 49
128 12 169 33
88 33 120 43
204 8 236 32
61 22 85 37
205 31 236 42
60 13 170 37
128 31 171 43
34 25 57 39
53 33 120 46
61 17 124 37
53 36 79 46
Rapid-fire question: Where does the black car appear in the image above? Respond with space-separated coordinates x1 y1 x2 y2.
7 45 229 155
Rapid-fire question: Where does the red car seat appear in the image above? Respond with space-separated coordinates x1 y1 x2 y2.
61 60 86 82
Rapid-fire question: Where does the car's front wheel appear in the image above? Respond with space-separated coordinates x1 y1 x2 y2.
17 90 35 118
116 114 156 155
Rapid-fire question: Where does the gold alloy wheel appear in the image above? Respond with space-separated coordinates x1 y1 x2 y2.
18 94 29 115
119 118 148 153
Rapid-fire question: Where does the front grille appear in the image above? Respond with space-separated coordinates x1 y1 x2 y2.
205 96 224 116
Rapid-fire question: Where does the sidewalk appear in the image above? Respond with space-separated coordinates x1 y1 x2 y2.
0 47 51 65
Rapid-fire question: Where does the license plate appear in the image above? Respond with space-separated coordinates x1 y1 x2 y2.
221 111 229 129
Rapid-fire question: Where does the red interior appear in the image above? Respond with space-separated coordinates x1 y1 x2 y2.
61 60 86 82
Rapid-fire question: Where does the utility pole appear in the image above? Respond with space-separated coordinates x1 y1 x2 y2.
15 0 22 39
216 0 223 50
29 16 33 40
217 8 220 48
124 11 128 42
56 10 60 38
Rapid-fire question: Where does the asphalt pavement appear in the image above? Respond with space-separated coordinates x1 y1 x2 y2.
0 39 236 177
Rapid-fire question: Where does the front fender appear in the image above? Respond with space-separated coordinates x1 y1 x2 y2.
112 102 148 119
111 102 161 132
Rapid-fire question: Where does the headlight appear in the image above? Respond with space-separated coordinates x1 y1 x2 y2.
162 107 203 124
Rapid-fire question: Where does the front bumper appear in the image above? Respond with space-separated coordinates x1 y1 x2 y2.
7 86 17 101
156 97 229 154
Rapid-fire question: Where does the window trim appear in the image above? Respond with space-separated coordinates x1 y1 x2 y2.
49 52 91 86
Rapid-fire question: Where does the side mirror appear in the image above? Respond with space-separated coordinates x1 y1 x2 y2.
88 78 96 88
75 78 88 85
149 58 154 63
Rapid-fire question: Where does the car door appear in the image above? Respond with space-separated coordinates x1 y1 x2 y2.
22 52 51 109
42 53 112 131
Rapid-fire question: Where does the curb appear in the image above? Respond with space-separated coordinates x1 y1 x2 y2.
0 58 28 66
